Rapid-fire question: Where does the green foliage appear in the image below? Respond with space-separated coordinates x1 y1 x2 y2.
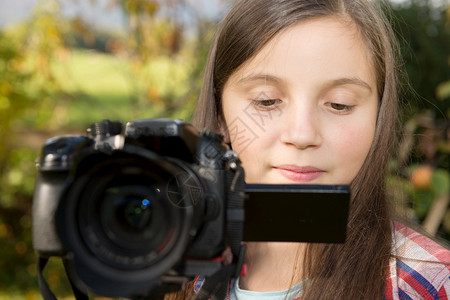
386 1 449 238
0 31 33 168
0 1 73 292
390 0 450 118
0 204 36 293
403 165 449 219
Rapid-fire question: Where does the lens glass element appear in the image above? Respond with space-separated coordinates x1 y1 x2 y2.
101 184 169 250
74 155 194 270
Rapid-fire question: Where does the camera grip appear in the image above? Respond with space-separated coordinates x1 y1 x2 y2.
32 172 68 256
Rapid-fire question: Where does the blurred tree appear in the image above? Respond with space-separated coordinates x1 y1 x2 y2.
390 0 449 117
0 0 73 295
1 0 71 205
0 33 32 176
0 23 41 300
388 0 449 238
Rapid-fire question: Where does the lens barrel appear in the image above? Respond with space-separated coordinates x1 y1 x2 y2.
56 147 204 296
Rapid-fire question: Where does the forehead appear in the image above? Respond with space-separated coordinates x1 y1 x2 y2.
226 16 377 91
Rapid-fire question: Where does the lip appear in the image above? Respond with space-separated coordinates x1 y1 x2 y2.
274 165 325 183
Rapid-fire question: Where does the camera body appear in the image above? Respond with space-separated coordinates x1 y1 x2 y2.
32 119 245 298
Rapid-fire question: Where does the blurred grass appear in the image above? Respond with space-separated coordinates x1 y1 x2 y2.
19 48 193 131
52 50 136 126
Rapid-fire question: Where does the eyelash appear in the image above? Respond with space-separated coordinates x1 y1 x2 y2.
327 102 355 113
250 98 355 114
251 99 281 110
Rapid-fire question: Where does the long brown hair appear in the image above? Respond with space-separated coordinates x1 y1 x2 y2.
190 0 401 299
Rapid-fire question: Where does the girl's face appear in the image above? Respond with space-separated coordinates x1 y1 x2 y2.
221 17 378 185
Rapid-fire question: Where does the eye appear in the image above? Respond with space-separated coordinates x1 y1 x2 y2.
251 99 281 110
254 99 279 107
326 102 355 113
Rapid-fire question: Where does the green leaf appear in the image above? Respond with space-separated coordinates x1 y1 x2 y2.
412 189 434 219
431 169 450 197
436 80 450 100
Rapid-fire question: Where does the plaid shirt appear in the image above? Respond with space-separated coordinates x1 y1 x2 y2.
194 222 450 299
384 221 450 299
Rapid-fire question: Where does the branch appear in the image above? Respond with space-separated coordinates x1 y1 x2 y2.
422 193 450 235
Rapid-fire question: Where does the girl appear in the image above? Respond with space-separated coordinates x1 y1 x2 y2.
169 0 450 298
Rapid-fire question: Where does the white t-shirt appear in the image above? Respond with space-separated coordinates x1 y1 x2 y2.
229 277 304 300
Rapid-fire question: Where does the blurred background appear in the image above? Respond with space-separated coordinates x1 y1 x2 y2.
0 0 448 298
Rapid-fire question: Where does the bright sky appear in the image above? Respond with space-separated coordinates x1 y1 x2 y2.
0 0 228 29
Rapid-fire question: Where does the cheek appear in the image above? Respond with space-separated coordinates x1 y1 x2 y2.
222 100 276 154
223 107 278 182
334 122 375 180
226 117 260 154
231 134 267 183
343 125 373 151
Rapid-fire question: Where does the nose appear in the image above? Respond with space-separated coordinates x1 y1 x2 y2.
279 102 322 150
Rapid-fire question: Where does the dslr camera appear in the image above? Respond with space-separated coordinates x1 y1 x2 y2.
32 119 246 298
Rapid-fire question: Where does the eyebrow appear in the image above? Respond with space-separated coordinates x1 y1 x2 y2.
235 74 283 86
327 77 373 93
235 74 373 93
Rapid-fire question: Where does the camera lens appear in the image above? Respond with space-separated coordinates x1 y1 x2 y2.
106 190 156 242
116 196 152 234
59 152 204 273
99 184 172 254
